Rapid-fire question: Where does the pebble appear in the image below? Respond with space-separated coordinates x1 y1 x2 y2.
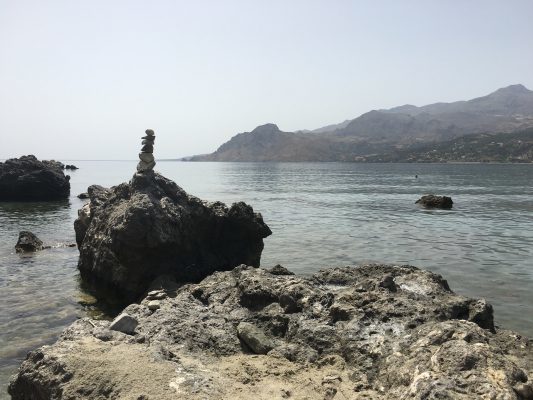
141 144 154 153
148 300 161 311
139 153 155 163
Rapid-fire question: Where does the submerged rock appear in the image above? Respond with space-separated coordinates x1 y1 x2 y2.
74 171 271 302
416 194 454 209
9 264 532 399
15 231 44 253
0 155 70 201
64 164 78 170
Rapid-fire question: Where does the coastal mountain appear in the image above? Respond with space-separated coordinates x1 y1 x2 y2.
190 84 533 162
363 127 533 163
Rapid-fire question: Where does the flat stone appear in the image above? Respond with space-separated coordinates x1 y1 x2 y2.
139 153 155 163
137 160 156 172
237 322 276 354
141 144 154 153
147 290 166 300
147 300 161 311
145 129 155 136
109 313 138 335
142 138 155 145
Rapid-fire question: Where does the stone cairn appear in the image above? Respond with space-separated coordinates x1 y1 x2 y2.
137 129 156 173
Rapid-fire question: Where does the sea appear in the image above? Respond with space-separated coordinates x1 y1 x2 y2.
1 161 532 394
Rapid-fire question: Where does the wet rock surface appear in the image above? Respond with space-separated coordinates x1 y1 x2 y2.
0 155 70 201
74 172 271 302
416 194 454 209
9 264 532 399
15 231 44 253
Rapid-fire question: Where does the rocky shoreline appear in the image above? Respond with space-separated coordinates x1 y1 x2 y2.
6 132 533 399
8 264 533 399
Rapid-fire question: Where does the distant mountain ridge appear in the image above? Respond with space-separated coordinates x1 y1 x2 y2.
189 84 533 162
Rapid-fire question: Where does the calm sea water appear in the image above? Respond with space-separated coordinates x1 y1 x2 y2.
1 161 532 393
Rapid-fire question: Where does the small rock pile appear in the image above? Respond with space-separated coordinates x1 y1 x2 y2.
137 129 156 173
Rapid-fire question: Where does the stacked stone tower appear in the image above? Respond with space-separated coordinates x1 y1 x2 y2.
137 129 156 173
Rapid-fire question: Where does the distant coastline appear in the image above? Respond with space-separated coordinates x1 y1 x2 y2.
187 84 533 163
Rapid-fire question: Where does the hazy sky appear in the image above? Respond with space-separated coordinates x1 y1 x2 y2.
1 1 532 160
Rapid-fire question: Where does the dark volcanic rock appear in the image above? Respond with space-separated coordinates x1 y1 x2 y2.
77 192 89 199
416 194 454 209
74 171 271 302
64 164 79 170
0 155 70 201
9 264 532 399
15 231 44 253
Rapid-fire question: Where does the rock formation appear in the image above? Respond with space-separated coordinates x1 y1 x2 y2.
15 231 44 253
74 130 271 302
0 155 70 201
9 264 532 399
137 129 156 173
415 194 454 209
64 164 79 170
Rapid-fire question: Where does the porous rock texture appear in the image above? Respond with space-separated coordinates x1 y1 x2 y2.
15 231 44 253
415 194 454 209
9 264 532 399
74 171 271 302
0 155 70 201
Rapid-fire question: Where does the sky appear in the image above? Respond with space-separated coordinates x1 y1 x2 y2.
1 1 532 160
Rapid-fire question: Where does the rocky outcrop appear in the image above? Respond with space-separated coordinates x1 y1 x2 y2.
416 194 454 209
0 155 70 201
9 264 532 399
15 231 44 253
64 165 78 170
74 172 271 302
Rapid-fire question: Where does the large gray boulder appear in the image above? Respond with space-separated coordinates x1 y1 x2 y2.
8 264 532 399
0 155 70 201
74 171 271 302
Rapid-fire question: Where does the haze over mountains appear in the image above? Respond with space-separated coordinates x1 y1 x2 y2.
189 84 533 162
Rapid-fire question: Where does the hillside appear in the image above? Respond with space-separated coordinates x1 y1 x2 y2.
361 128 533 163
189 84 533 162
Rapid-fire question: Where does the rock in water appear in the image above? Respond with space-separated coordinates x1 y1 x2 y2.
416 194 453 209
15 231 44 253
0 155 70 201
8 265 533 399
74 171 271 302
